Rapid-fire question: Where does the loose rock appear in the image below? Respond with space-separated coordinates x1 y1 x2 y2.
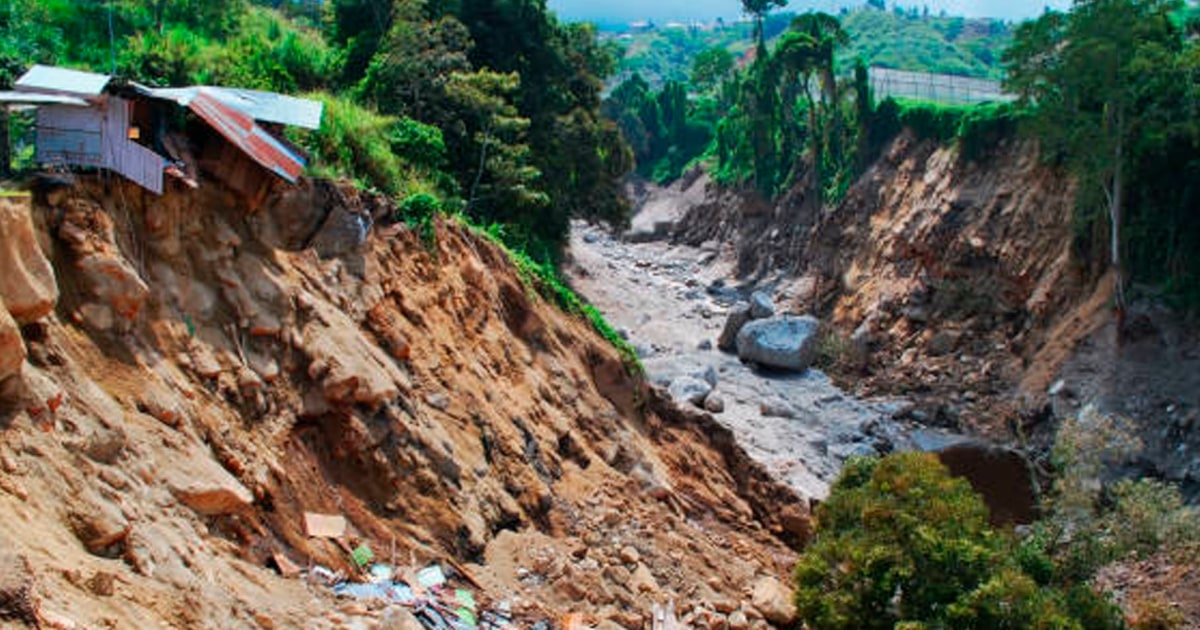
0 198 58 323
717 303 752 352
0 304 25 382
668 377 712 407
751 577 797 625
749 291 775 319
736 315 820 372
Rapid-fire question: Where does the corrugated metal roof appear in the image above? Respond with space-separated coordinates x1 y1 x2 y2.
0 91 90 106
15 65 111 97
186 88 306 183
136 85 323 130
209 87 323 130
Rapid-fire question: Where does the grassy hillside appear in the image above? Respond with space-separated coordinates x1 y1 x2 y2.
840 7 1012 79
607 6 1012 89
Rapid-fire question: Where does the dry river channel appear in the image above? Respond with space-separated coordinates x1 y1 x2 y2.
565 218 964 503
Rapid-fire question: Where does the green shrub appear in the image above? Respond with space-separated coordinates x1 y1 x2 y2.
794 453 1002 629
794 453 1123 630
869 97 1025 162
945 569 1082 630
289 93 404 195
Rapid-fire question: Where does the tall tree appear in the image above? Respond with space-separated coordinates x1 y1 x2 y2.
1005 0 1186 311
741 0 788 51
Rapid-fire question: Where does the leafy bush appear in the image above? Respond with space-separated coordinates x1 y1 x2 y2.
289 93 406 196
1012 406 1200 628
869 98 1026 162
794 453 1122 630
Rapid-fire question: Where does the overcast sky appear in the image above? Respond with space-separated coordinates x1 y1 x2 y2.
547 0 1073 24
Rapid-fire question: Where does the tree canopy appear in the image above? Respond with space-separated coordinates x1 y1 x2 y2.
1005 0 1200 307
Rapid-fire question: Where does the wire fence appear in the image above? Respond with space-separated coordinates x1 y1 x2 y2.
869 67 1013 105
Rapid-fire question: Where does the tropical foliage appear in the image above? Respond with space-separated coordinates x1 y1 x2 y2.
1005 0 1200 307
0 0 636 354
0 0 631 262
794 453 1122 630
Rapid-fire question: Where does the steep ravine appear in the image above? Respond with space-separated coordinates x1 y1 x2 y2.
0 178 807 628
665 130 1200 497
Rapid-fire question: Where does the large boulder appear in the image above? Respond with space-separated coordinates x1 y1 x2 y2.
0 198 58 323
76 254 150 322
164 443 254 516
717 302 752 352
736 315 820 372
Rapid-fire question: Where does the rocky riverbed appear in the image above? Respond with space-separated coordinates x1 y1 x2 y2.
566 219 944 503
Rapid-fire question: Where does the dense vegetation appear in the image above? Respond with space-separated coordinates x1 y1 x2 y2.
839 6 1012 79
0 0 639 362
1005 0 1200 307
602 0 1200 306
0 0 630 260
606 5 1012 90
797 441 1199 629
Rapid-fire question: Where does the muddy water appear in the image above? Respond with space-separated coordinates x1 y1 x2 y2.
565 221 921 502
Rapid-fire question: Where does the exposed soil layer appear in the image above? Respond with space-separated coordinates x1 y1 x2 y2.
0 179 806 628
669 132 1200 497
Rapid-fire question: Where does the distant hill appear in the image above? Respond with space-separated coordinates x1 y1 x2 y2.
840 8 1012 80
606 6 1013 89
549 0 1069 24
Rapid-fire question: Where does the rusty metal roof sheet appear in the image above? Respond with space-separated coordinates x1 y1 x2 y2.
186 88 306 182
207 87 323 130
0 91 90 107
15 65 111 97
137 85 323 130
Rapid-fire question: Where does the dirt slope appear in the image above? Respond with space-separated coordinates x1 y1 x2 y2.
672 129 1200 494
0 178 806 629
675 132 1087 436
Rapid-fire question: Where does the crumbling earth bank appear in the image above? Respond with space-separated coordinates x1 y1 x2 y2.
0 183 804 628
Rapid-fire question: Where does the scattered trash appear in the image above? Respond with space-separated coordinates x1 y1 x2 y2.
309 565 343 586
351 544 374 568
417 564 447 589
369 564 394 582
332 581 416 605
303 512 348 539
318 559 509 630
455 589 475 611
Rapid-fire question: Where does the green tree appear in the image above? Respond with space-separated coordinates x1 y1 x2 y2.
793 453 1117 629
742 0 788 49
690 46 734 92
444 69 547 215
1004 0 1187 310
357 5 473 121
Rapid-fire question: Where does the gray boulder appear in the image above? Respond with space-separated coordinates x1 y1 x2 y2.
668 376 712 407
749 290 775 319
717 302 752 352
736 315 821 372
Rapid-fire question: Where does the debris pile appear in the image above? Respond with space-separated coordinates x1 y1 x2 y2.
287 512 509 629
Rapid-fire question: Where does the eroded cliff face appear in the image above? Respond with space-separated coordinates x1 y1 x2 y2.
0 179 806 628
675 132 1089 437
673 131 1200 495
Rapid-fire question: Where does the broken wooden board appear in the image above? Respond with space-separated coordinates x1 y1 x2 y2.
303 512 348 539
